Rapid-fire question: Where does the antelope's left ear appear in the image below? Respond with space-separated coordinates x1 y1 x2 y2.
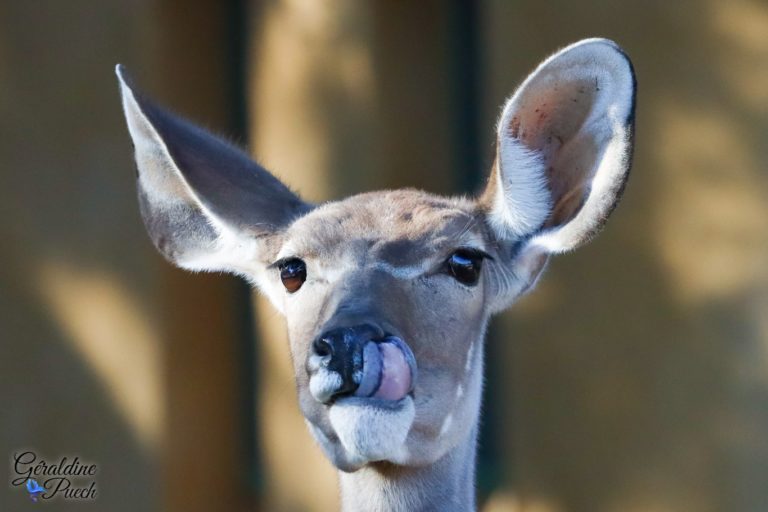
481 38 636 296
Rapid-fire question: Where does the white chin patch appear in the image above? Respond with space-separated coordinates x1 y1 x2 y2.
329 396 415 465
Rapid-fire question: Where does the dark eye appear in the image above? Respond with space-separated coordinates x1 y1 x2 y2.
278 259 307 293
445 249 484 286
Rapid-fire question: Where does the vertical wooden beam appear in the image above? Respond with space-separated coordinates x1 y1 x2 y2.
370 1 462 195
152 3 251 512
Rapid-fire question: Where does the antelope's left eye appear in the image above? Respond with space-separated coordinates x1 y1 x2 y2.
445 249 485 286
278 258 307 293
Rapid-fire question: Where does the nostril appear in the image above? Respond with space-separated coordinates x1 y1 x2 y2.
313 337 333 359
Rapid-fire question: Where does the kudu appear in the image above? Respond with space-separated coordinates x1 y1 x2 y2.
117 38 635 511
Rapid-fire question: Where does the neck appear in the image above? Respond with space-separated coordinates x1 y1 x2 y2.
337 426 478 512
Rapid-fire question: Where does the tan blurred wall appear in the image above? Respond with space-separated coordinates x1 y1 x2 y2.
481 1 768 511
0 2 250 511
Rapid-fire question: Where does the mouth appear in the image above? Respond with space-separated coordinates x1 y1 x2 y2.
352 336 417 402
306 334 419 466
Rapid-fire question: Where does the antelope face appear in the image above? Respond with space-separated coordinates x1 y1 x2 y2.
118 38 635 474
263 191 496 470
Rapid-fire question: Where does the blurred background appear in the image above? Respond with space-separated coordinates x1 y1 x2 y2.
1 1 767 511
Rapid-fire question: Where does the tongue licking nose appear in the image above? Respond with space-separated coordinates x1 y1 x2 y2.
374 342 412 400
354 337 414 401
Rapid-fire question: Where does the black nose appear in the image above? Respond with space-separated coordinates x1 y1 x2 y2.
312 324 382 398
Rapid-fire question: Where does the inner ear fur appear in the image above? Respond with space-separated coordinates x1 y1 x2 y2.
117 65 310 273
483 38 636 254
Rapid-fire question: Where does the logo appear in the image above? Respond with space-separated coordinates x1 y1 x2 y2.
25 479 45 502
10 451 98 503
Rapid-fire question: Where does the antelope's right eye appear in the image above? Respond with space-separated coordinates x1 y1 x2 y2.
278 259 307 293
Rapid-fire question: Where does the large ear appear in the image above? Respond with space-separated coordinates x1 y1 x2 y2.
481 39 635 294
116 65 310 276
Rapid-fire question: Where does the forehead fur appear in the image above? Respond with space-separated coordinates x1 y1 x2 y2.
281 189 484 263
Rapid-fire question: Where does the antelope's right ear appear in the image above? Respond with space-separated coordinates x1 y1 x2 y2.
116 65 310 276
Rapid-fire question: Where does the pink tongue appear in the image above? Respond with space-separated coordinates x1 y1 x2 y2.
374 342 412 401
